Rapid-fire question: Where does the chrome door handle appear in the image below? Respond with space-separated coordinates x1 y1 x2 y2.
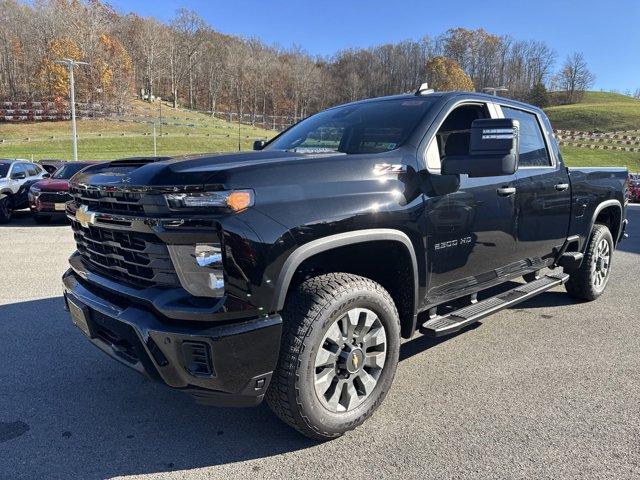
555 183 569 191
497 186 516 196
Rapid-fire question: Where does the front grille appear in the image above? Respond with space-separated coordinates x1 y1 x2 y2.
39 192 71 203
70 219 179 288
70 186 144 215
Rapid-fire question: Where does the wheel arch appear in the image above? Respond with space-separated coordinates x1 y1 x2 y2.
589 199 623 247
272 229 419 338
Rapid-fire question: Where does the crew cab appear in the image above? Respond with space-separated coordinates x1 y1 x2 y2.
0 159 48 223
62 89 628 440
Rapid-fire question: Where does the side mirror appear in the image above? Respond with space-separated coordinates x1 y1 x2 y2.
441 118 519 178
253 140 267 151
11 171 27 180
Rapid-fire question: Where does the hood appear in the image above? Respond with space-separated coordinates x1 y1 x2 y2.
33 178 70 191
70 150 349 191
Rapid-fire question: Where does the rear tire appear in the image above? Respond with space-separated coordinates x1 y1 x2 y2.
0 195 13 223
565 224 614 301
266 273 400 440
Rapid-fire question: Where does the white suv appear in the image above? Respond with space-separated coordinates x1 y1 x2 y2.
0 159 48 223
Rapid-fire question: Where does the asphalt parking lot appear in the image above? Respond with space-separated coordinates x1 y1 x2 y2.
1 206 639 480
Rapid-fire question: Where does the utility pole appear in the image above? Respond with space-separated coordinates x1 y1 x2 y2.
483 86 508 96
152 122 157 157
55 58 88 162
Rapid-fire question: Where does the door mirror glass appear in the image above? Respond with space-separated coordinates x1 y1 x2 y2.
11 171 27 180
253 140 266 151
441 118 519 177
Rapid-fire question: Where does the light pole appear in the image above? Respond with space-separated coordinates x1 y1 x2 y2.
55 58 88 162
483 86 508 96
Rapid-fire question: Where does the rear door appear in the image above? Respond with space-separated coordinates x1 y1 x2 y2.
499 105 571 266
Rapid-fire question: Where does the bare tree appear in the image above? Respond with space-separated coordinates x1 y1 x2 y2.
557 52 595 104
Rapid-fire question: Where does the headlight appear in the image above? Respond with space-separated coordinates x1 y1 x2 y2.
164 190 254 212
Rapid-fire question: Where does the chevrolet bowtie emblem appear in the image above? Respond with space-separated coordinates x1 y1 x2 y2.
75 205 96 228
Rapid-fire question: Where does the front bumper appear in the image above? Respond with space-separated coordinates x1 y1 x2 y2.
62 270 282 407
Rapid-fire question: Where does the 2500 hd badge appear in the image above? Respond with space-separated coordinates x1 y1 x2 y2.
434 236 473 251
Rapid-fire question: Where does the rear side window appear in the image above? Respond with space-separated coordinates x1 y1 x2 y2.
501 107 551 167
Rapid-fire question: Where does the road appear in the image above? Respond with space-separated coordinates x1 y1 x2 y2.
1 207 639 480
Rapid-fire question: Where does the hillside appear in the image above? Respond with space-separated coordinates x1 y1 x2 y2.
546 92 640 133
0 100 276 161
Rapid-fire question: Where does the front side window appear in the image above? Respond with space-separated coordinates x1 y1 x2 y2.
11 164 26 178
424 103 490 171
267 98 437 155
26 164 38 176
0 164 8 178
501 106 551 167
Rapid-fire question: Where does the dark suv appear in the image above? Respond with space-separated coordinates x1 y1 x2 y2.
62 90 628 439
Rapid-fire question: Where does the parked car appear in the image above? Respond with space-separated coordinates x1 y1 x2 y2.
62 89 628 439
38 159 67 175
628 173 640 202
0 159 48 223
29 161 97 223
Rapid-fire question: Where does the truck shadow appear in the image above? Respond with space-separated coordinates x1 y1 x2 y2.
0 268 624 478
0 297 317 479
0 209 70 228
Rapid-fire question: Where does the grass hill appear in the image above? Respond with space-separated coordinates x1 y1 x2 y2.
544 92 640 172
0 99 275 161
546 91 640 133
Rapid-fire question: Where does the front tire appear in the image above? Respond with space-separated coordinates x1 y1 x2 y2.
266 273 400 440
0 195 13 223
565 224 614 301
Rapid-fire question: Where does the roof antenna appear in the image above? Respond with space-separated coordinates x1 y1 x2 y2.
415 82 434 96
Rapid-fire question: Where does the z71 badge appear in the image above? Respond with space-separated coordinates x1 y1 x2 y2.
434 236 472 251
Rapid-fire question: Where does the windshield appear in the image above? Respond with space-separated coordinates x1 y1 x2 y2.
266 97 437 154
0 164 8 178
52 163 90 179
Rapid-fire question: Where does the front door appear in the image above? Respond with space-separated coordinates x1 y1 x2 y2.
422 102 521 305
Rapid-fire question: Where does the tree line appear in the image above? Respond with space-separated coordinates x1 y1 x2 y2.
0 0 599 124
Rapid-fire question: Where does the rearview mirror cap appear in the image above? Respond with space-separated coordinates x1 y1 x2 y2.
441 118 519 178
253 140 267 151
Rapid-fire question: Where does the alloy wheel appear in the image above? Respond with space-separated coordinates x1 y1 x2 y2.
313 308 387 413
592 238 611 290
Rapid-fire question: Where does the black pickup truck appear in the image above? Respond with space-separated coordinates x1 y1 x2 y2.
62 89 628 439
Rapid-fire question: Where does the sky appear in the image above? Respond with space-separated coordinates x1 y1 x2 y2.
110 0 640 92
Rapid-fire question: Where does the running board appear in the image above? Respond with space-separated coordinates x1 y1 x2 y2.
419 273 570 338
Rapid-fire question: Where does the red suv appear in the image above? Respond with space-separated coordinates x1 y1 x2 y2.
29 161 96 223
